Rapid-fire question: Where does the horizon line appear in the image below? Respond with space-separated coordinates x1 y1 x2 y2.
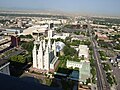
0 7 120 18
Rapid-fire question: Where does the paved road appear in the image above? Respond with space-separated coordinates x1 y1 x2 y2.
88 23 110 90
92 39 110 90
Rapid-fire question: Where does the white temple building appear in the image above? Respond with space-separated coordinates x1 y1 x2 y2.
32 25 58 71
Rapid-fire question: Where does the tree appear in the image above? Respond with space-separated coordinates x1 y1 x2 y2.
113 27 118 32
56 28 61 33
72 54 80 62
59 55 65 61
106 73 114 86
103 63 111 72
114 44 120 50
10 55 26 64
86 78 91 85
74 31 80 35
65 37 71 42
19 34 33 38
71 40 80 46
55 38 64 42
26 55 32 62
91 68 96 77
90 58 95 67
81 55 84 60
17 55 26 64
63 46 76 56
95 35 98 40
21 41 34 52
10 55 18 62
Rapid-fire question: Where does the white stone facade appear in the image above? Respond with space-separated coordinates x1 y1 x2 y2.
32 35 58 71
78 45 89 59
66 60 82 69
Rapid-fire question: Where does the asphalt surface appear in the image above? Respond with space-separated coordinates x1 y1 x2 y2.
92 39 110 90
88 24 110 90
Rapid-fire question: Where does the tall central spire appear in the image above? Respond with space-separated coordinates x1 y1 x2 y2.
48 38 51 49
42 39 46 50
52 40 56 56
48 23 52 49
38 41 43 69
33 44 37 68
44 43 50 70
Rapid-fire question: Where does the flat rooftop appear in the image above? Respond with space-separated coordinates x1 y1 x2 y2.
0 59 9 68
79 62 90 82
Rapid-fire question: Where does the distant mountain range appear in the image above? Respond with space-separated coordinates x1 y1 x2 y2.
0 7 120 19
0 7 71 16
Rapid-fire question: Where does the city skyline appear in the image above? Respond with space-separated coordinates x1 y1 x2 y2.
0 0 120 16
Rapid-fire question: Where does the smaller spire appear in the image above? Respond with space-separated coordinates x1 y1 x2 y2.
37 35 40 41
42 39 46 50
33 44 36 51
45 44 49 54
48 38 51 49
52 40 56 56
38 41 43 51
52 40 55 50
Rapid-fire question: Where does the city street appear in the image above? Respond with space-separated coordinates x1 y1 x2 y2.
92 39 110 90
88 24 110 90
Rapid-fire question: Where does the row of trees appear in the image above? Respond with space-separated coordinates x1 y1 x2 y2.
98 40 112 48
10 54 32 64
106 72 114 86
90 56 96 84
99 51 107 61
102 63 111 72
93 18 120 27
114 44 120 50
19 34 33 39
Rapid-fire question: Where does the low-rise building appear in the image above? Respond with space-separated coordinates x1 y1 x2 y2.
90 24 108 29
95 32 109 40
0 59 10 75
22 25 48 35
78 45 89 59
2 29 21 36
66 60 90 83
66 60 82 69
79 62 90 83
71 35 89 41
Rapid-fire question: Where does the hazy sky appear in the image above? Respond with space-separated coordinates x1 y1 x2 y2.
0 0 120 16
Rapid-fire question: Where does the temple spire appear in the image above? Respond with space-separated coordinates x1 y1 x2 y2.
38 41 43 69
32 44 37 68
48 38 51 49
52 40 56 56
42 39 46 50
